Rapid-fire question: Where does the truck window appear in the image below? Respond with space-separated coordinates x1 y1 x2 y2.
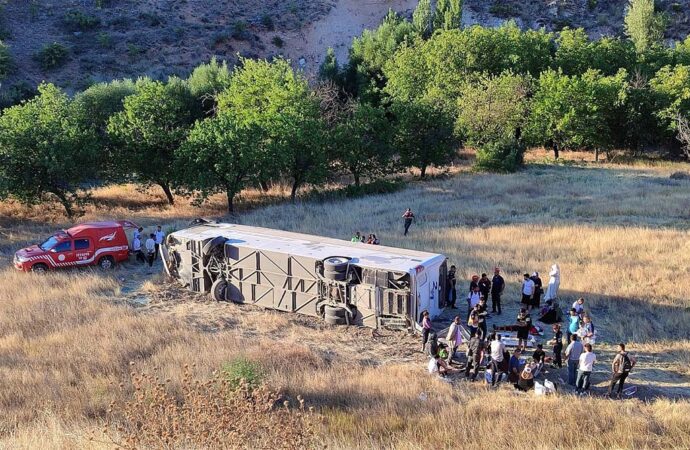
74 239 90 250
53 241 72 252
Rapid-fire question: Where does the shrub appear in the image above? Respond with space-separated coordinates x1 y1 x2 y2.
474 138 525 172
104 364 313 449
34 43 68 70
489 2 518 17
261 13 275 31
588 0 598 10
63 10 100 32
0 40 11 79
221 357 263 390
139 11 163 27
271 36 284 47
97 32 113 48
232 20 249 40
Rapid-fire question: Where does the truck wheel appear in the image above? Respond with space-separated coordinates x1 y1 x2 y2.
325 314 346 326
323 256 350 272
324 305 347 318
211 278 227 302
98 256 115 270
31 263 48 273
324 270 347 281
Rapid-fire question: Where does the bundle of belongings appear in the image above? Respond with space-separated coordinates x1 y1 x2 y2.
537 299 563 324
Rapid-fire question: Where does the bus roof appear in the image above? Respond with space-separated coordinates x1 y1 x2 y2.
171 222 446 273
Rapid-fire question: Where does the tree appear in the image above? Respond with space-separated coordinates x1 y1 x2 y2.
433 0 462 31
218 58 327 201
412 0 434 38
650 64 690 129
527 69 627 160
187 57 232 115
107 77 200 205
624 0 666 54
331 102 392 186
0 84 97 217
391 100 456 177
319 47 342 85
177 114 263 214
0 40 11 80
555 28 634 76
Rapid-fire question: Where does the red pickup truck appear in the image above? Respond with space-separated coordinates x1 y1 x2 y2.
14 221 139 272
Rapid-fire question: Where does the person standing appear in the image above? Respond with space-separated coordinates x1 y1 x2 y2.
154 226 165 260
469 274 479 293
576 343 596 395
565 334 584 386
566 308 580 344
478 273 491 303
421 311 432 352
489 334 506 387
530 272 543 310
132 235 145 263
521 273 535 311
544 263 560 302
475 297 489 338
551 324 564 368
465 330 484 382
447 265 457 308
467 286 481 317
445 315 463 365
402 208 415 236
491 267 505 315
516 308 532 351
133 226 143 242
145 233 156 268
608 343 636 399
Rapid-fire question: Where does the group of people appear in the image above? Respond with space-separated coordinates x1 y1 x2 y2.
425 265 637 399
131 225 165 267
350 231 380 245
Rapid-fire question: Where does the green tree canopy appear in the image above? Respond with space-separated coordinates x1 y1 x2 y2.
650 64 690 132
187 57 232 115
331 102 392 186
0 83 98 217
433 0 462 31
624 0 667 54
107 77 200 204
391 99 456 178
412 0 434 38
555 28 635 76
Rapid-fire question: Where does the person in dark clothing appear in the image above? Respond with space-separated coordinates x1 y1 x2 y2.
516 308 532 351
532 344 546 365
474 297 489 338
421 311 432 352
530 272 543 310
551 324 564 368
478 273 491 302
491 267 505 314
608 343 636 399
402 208 415 236
447 265 457 308
465 330 485 381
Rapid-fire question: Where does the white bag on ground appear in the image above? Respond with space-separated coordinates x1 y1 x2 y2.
427 358 438 374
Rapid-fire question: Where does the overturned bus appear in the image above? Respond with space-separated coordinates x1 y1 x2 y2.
162 221 448 331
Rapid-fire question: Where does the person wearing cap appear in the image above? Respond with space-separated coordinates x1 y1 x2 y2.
491 267 505 315
521 273 535 311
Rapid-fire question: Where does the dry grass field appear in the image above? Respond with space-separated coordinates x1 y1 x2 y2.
1 152 690 449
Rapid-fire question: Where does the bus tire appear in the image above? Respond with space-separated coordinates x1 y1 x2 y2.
211 278 227 302
323 256 350 272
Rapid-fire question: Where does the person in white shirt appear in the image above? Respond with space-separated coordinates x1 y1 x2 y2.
133 226 143 241
154 226 165 260
576 343 596 395
132 236 145 263
467 286 481 314
145 233 156 267
521 273 535 310
445 315 463 365
573 297 585 317
489 334 506 387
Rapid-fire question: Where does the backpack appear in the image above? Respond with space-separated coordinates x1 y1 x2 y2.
619 353 633 373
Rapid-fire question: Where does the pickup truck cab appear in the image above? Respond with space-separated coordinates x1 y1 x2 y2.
14 220 138 273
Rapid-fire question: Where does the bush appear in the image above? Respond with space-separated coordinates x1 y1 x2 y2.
221 357 264 390
0 40 11 79
489 2 518 17
271 36 284 47
104 364 313 449
261 13 275 31
97 32 113 48
34 43 69 70
139 11 163 27
474 139 525 172
63 10 100 31
232 20 250 40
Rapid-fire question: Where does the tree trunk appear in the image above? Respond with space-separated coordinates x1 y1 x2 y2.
159 182 175 205
420 165 427 178
595 148 600 162
226 190 235 214
552 142 559 159
290 180 300 203
259 180 270 192
353 173 360 187
51 189 74 219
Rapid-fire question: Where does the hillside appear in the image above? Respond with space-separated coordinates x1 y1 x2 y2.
1 152 689 448
1 0 689 97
